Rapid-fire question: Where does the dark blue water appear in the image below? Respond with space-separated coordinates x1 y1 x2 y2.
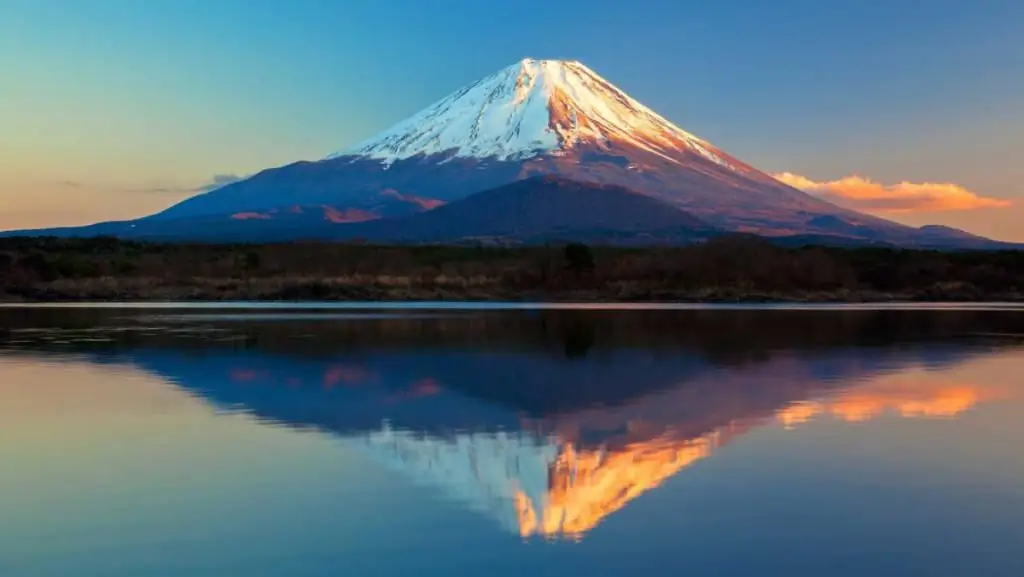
2 305 1023 576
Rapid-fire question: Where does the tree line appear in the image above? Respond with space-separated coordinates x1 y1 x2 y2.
1 235 1023 301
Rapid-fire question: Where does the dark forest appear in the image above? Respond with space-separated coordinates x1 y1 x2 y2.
2 235 1023 302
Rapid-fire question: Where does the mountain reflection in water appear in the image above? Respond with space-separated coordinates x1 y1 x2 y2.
1 307 1021 541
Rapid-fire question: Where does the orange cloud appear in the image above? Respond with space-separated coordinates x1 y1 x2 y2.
773 172 1011 212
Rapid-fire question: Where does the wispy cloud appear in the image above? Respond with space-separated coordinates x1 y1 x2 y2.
192 173 244 193
774 172 1011 212
132 185 194 194
48 173 246 195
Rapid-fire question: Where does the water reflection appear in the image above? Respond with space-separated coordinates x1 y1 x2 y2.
779 378 1005 425
2 308 1022 545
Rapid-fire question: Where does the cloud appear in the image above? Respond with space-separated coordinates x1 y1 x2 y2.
192 173 244 193
773 172 1011 212
135 173 245 194
50 173 246 195
132 185 194 194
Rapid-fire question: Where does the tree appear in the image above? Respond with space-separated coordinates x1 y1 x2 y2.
244 251 262 272
564 242 595 274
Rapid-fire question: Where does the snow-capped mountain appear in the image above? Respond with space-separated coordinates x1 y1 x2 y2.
328 59 738 170
3 58 1007 247
344 422 722 540
150 57 838 232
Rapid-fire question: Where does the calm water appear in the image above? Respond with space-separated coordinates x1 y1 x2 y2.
2 304 1024 576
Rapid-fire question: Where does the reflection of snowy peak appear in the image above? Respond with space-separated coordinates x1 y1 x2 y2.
329 58 737 170
343 372 998 541
347 425 559 535
79 324 1015 540
345 422 723 540
516 433 719 539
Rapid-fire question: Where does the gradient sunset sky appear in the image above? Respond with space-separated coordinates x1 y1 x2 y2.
2 0 1022 239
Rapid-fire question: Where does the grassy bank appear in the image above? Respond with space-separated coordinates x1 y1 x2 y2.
1 236 1023 302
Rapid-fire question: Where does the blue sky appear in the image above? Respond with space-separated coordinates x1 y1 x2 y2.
2 0 1022 238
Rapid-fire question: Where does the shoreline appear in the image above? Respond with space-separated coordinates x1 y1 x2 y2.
3 286 1024 306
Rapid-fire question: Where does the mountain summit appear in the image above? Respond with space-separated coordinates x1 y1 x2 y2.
329 58 736 170
4 58 1007 247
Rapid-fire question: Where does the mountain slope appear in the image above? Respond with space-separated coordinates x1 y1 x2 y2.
346 176 715 243
9 177 710 243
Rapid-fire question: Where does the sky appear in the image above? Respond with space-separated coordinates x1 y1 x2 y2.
1 0 1023 239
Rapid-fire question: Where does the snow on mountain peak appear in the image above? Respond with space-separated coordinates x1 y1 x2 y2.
327 58 734 169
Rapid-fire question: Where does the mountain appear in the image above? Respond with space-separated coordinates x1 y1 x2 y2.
1 58 1012 247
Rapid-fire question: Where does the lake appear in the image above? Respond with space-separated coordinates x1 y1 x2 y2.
2 304 1024 576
